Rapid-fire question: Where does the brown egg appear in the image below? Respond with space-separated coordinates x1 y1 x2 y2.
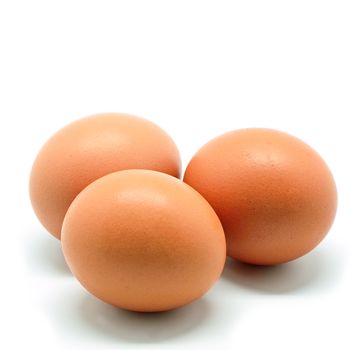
184 128 337 265
30 113 181 239
61 170 226 312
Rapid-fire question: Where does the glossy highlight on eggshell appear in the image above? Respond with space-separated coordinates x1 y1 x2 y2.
61 170 226 312
184 128 337 265
29 113 181 239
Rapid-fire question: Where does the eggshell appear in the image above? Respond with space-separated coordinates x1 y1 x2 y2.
30 113 181 239
61 170 226 312
184 128 337 265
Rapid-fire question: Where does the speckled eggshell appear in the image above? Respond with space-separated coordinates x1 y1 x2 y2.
184 128 337 265
61 170 226 312
30 113 181 239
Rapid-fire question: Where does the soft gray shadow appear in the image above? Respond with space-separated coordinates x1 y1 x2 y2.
24 231 70 275
49 288 212 343
222 246 342 294
78 294 210 343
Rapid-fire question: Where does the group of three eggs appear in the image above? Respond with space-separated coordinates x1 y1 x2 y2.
30 113 337 312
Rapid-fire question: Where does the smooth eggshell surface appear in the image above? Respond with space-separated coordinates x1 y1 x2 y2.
61 170 226 312
30 113 181 239
184 128 337 265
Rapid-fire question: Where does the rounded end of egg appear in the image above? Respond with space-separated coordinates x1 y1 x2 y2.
184 128 337 265
29 113 181 239
61 169 226 311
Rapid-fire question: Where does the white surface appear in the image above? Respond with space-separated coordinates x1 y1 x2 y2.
1 1 349 349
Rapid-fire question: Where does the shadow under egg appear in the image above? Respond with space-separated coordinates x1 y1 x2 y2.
79 293 212 342
23 230 71 275
222 245 343 294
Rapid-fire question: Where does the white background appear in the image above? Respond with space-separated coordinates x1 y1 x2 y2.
1 1 349 349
